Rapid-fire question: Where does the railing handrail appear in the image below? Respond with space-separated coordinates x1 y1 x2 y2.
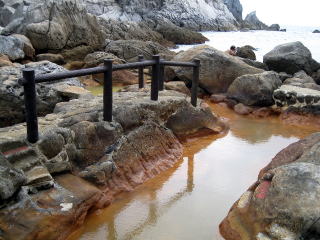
19 55 201 143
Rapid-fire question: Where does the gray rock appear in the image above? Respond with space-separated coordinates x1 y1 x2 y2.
263 41 320 74
0 35 24 60
147 17 208 44
105 39 174 62
0 5 15 27
313 29 320 33
223 0 243 22
98 18 168 45
166 104 228 136
227 71 282 106
84 0 238 31
169 45 263 94
243 11 268 30
2 0 106 52
236 45 256 60
0 61 85 127
268 24 280 31
0 153 26 200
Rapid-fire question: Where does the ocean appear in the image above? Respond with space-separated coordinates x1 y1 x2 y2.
174 26 320 63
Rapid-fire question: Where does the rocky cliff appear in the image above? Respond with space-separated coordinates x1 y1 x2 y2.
84 0 240 31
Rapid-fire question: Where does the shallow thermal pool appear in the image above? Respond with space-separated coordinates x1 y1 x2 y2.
68 102 318 240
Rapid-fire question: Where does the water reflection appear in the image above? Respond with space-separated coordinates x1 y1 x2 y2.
68 103 318 240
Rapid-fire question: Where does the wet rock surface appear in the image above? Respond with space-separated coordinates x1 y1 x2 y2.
220 133 320 240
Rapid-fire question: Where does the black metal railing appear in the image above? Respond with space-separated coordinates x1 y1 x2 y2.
19 55 200 143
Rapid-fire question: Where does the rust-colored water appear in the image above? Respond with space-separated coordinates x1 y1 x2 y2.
68 103 318 240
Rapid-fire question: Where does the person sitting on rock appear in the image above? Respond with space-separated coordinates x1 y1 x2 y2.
226 45 237 56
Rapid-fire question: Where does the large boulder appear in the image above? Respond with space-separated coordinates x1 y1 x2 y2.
236 45 256 60
105 39 174 62
263 41 320 74
169 45 263 94
2 0 106 52
220 133 320 240
0 61 88 127
227 71 282 106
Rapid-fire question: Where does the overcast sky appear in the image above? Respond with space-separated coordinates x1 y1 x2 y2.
240 0 320 27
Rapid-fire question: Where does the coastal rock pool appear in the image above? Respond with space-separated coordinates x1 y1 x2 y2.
67 103 318 240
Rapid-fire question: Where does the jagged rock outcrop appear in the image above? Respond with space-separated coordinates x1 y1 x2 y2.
227 71 282 106
169 45 263 94
0 0 243 59
0 89 227 239
220 133 320 240
263 41 320 75
84 0 239 31
0 61 89 127
223 0 243 22
243 11 268 30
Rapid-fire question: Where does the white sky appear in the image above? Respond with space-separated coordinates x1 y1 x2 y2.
240 0 320 27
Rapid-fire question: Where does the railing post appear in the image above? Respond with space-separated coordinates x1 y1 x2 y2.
104 59 113 122
159 59 165 91
191 59 200 107
138 55 144 88
23 69 38 143
151 55 160 101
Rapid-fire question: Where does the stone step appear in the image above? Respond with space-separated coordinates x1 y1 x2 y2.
4 146 40 171
2 146 53 189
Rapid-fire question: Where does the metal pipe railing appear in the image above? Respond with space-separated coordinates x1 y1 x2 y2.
19 55 201 143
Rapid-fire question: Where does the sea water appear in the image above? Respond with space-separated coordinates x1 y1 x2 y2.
174 26 320 62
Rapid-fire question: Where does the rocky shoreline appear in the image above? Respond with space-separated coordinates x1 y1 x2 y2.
0 90 227 240
1 0 320 240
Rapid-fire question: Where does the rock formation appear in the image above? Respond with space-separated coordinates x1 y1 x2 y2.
243 11 268 30
0 61 88 127
227 71 282 106
263 41 320 75
0 89 227 240
220 133 320 240
223 0 243 22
